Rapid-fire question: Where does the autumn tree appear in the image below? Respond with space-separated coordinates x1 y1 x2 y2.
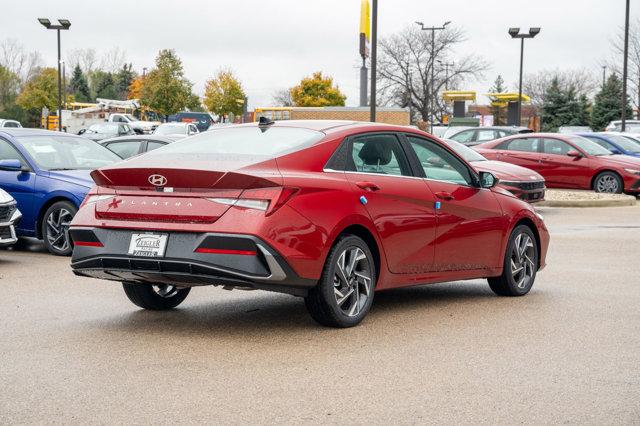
290 71 346 107
69 64 91 102
141 49 193 120
128 76 144 99
203 69 246 116
16 67 58 112
0 65 20 113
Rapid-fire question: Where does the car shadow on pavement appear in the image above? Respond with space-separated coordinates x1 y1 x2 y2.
88 281 498 337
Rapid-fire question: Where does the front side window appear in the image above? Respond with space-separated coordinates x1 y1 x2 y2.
4 121 19 128
407 136 474 185
16 135 120 170
566 136 612 156
505 137 539 153
349 134 409 176
476 130 496 142
0 139 27 167
542 138 573 155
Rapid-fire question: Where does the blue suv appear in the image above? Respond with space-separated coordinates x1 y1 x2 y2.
0 129 120 255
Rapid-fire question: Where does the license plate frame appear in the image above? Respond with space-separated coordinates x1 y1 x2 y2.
127 233 168 258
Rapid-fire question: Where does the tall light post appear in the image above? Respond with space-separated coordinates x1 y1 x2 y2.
38 18 71 132
509 27 540 126
61 60 66 111
621 0 630 131
416 20 451 133
369 0 378 122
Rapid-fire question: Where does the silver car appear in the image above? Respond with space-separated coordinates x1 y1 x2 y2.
0 188 22 247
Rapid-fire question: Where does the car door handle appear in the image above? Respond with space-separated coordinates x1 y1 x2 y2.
356 181 380 191
540 156 549 162
435 191 455 200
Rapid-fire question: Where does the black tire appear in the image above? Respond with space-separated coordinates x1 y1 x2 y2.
304 235 376 328
41 200 77 256
122 282 191 310
593 171 623 194
488 224 539 297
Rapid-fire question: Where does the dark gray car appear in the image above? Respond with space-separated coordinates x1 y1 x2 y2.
98 135 179 159
448 126 532 146
81 123 136 142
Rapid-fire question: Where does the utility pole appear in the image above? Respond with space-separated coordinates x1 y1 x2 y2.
416 21 451 133
621 0 630 132
602 65 607 88
438 60 454 91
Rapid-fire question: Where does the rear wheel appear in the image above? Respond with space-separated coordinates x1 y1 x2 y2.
42 201 77 256
488 225 539 296
593 171 623 194
122 282 191 310
304 235 376 328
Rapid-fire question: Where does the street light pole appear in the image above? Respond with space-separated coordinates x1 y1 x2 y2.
438 60 455 91
508 27 540 126
38 18 71 132
416 21 451 134
621 0 630 132
369 0 378 122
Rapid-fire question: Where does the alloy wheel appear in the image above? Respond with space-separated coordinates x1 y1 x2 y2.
510 233 535 289
152 284 179 298
45 207 74 252
596 175 619 193
333 247 372 317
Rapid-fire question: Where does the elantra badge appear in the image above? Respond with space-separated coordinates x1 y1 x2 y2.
148 174 167 186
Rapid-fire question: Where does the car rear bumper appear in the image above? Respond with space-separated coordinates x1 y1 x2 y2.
69 228 317 296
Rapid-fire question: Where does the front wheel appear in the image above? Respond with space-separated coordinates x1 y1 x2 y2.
42 201 77 256
122 283 191 310
488 225 539 296
304 235 376 328
593 171 623 194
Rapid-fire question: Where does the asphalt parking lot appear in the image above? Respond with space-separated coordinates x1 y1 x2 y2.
1 205 639 424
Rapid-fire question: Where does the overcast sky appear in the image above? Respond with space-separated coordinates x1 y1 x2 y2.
1 0 636 108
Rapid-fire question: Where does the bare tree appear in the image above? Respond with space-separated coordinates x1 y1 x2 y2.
0 38 43 82
271 88 293 106
67 48 98 74
100 47 127 73
376 25 488 122
522 68 598 108
608 18 640 117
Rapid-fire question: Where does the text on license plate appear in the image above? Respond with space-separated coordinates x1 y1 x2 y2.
128 233 168 257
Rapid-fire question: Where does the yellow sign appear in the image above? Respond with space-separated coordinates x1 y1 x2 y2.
360 0 370 41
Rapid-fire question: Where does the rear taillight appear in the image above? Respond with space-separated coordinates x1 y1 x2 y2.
207 187 298 216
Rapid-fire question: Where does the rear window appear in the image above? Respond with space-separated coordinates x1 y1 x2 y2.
151 126 324 158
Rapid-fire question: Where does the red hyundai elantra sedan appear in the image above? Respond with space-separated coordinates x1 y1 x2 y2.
70 120 549 327
474 133 640 194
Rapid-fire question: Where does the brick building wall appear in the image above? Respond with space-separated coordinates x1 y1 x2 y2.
284 107 409 125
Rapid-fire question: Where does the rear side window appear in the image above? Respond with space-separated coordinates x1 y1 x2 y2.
451 129 475 143
348 134 410 176
151 126 324 158
504 138 539 153
147 141 167 152
476 130 496 142
105 141 141 158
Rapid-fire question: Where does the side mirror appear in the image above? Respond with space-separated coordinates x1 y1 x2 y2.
567 150 582 158
479 171 499 189
0 159 24 172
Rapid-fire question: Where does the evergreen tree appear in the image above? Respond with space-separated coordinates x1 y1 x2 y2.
489 75 506 93
92 71 118 100
591 74 633 130
69 65 91 102
541 79 592 132
115 63 136 100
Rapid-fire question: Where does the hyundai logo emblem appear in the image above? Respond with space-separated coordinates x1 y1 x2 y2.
148 174 167 186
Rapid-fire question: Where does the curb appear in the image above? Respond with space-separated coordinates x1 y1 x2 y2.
537 198 637 208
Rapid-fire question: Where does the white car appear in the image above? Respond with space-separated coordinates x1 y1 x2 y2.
153 122 199 139
0 119 22 128
605 120 640 133
0 188 21 247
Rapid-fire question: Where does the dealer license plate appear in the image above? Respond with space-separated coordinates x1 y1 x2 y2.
128 233 168 257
